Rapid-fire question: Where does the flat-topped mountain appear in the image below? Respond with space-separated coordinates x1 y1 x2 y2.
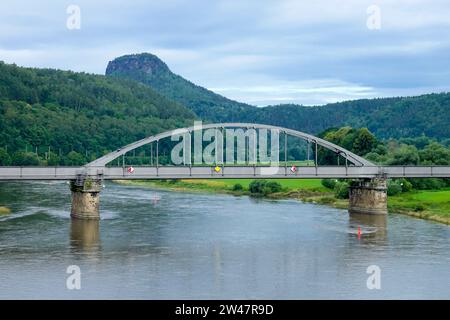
106 53 254 122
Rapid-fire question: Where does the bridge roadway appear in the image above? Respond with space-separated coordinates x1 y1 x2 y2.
0 165 449 180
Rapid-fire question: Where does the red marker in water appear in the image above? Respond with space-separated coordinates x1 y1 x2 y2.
357 226 362 239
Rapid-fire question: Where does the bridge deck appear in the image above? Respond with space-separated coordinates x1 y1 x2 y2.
0 166 449 180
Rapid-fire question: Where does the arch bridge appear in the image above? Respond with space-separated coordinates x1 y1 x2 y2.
0 123 449 219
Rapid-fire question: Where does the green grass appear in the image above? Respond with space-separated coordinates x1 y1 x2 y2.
116 178 330 195
389 189 450 218
158 178 328 192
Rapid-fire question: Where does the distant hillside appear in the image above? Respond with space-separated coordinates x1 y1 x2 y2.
106 53 450 140
0 61 196 163
106 53 254 121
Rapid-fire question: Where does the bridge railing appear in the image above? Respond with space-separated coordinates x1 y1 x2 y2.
0 165 449 180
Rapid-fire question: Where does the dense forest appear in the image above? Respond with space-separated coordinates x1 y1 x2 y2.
0 61 196 165
106 53 450 140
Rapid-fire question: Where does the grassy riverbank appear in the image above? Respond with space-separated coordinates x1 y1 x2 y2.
388 189 450 224
115 179 450 225
0 206 11 215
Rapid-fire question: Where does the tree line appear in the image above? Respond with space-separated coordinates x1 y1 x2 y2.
318 127 450 197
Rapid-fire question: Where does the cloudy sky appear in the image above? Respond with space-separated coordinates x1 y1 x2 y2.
1 0 450 106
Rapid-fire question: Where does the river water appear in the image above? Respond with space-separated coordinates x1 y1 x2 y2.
0 181 448 299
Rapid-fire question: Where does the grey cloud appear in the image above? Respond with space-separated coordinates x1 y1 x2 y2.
0 0 449 105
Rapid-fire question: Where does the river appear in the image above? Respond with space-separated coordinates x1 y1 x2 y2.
0 181 448 299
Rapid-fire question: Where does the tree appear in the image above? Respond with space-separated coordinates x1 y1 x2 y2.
47 152 61 166
419 142 450 165
11 151 40 165
352 128 378 156
64 151 85 166
0 148 11 165
317 127 379 165
386 145 420 165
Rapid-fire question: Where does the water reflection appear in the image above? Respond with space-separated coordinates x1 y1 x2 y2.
70 219 101 253
349 213 387 243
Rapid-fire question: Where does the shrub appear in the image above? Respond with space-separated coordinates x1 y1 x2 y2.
321 179 337 189
334 181 349 199
249 180 265 194
398 178 413 192
232 183 243 191
414 204 426 212
249 180 282 195
387 180 402 196
265 181 282 193
409 178 446 190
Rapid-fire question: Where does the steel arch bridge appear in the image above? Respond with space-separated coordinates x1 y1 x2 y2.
0 123 449 180
87 122 373 168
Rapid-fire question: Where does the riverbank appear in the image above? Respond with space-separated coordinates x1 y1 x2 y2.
114 179 450 225
0 206 11 215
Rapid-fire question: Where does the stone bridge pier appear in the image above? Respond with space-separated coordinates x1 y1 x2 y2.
349 177 387 215
70 176 102 220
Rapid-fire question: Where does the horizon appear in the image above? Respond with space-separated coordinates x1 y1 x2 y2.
1 1 450 106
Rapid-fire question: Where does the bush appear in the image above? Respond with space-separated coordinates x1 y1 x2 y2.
232 183 243 191
334 181 349 199
408 178 446 190
387 180 402 196
398 178 413 192
321 179 337 189
249 180 265 194
265 181 282 193
414 204 426 212
249 180 282 195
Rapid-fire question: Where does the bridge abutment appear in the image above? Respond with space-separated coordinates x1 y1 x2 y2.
349 178 387 215
70 177 102 220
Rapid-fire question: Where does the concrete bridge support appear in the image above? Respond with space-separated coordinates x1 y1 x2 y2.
349 178 387 215
70 177 102 220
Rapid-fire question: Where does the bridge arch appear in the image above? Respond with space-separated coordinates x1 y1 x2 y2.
86 123 374 167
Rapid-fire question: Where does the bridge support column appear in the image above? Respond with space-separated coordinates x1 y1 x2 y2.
349 178 387 215
70 177 102 220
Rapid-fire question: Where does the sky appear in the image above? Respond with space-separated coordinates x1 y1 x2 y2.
1 0 450 106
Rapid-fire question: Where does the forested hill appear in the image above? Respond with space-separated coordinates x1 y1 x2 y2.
0 61 196 164
106 53 450 140
106 53 254 121
245 94 450 139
